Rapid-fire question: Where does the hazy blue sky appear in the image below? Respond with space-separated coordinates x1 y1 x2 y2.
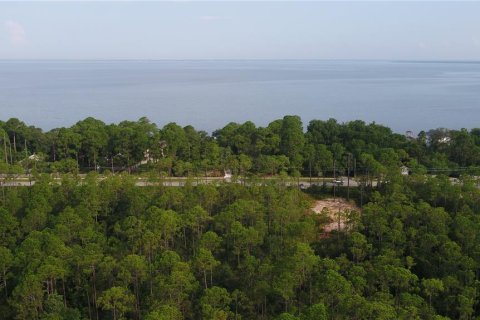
1 1 480 60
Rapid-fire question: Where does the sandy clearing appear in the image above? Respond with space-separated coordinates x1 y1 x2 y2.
311 198 360 233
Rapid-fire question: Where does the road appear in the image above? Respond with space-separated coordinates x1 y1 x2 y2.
0 175 366 188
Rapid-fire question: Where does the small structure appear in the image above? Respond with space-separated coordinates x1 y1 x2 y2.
28 154 41 162
400 166 409 176
141 149 155 165
438 136 451 144
223 169 232 181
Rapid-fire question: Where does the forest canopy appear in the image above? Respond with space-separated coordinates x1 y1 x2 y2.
1 116 480 177
1 117 480 319
1 171 480 319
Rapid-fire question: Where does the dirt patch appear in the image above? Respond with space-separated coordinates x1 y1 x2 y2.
311 198 360 233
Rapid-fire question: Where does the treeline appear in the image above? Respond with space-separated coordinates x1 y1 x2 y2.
2 166 480 318
2 116 480 176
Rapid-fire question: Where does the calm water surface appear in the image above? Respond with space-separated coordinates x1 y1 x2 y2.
1 60 480 133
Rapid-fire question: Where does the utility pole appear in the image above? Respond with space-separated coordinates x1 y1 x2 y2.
353 158 357 179
333 159 336 200
309 157 312 185
360 183 364 208
24 139 28 177
8 137 12 165
360 166 365 207
3 133 7 164
347 154 351 201
13 133 17 154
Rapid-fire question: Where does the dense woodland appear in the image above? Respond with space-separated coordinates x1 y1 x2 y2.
2 161 480 319
2 117 480 319
2 116 480 177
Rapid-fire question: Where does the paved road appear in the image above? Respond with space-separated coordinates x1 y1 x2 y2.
0 176 367 188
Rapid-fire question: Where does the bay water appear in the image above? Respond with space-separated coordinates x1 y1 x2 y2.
1 59 479 134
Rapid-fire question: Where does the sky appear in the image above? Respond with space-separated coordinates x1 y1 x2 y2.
1 1 480 60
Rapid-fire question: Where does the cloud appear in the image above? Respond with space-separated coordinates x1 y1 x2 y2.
4 20 27 45
199 15 229 21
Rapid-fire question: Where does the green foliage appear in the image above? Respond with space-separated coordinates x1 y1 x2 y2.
0 173 479 319
145 305 183 320
4 115 480 179
200 286 233 320
301 303 327 320
97 286 135 320
4 115 480 319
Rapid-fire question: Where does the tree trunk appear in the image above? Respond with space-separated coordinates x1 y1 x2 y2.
62 277 67 307
86 285 92 320
148 250 153 296
210 269 213 287
203 270 208 289
134 275 140 320
3 268 7 297
92 267 99 320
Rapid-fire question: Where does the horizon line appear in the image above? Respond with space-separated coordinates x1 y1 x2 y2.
1 58 480 63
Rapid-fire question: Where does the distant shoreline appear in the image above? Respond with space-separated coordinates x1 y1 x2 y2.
1 59 480 64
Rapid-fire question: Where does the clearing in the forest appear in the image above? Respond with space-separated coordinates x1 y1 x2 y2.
311 198 360 233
